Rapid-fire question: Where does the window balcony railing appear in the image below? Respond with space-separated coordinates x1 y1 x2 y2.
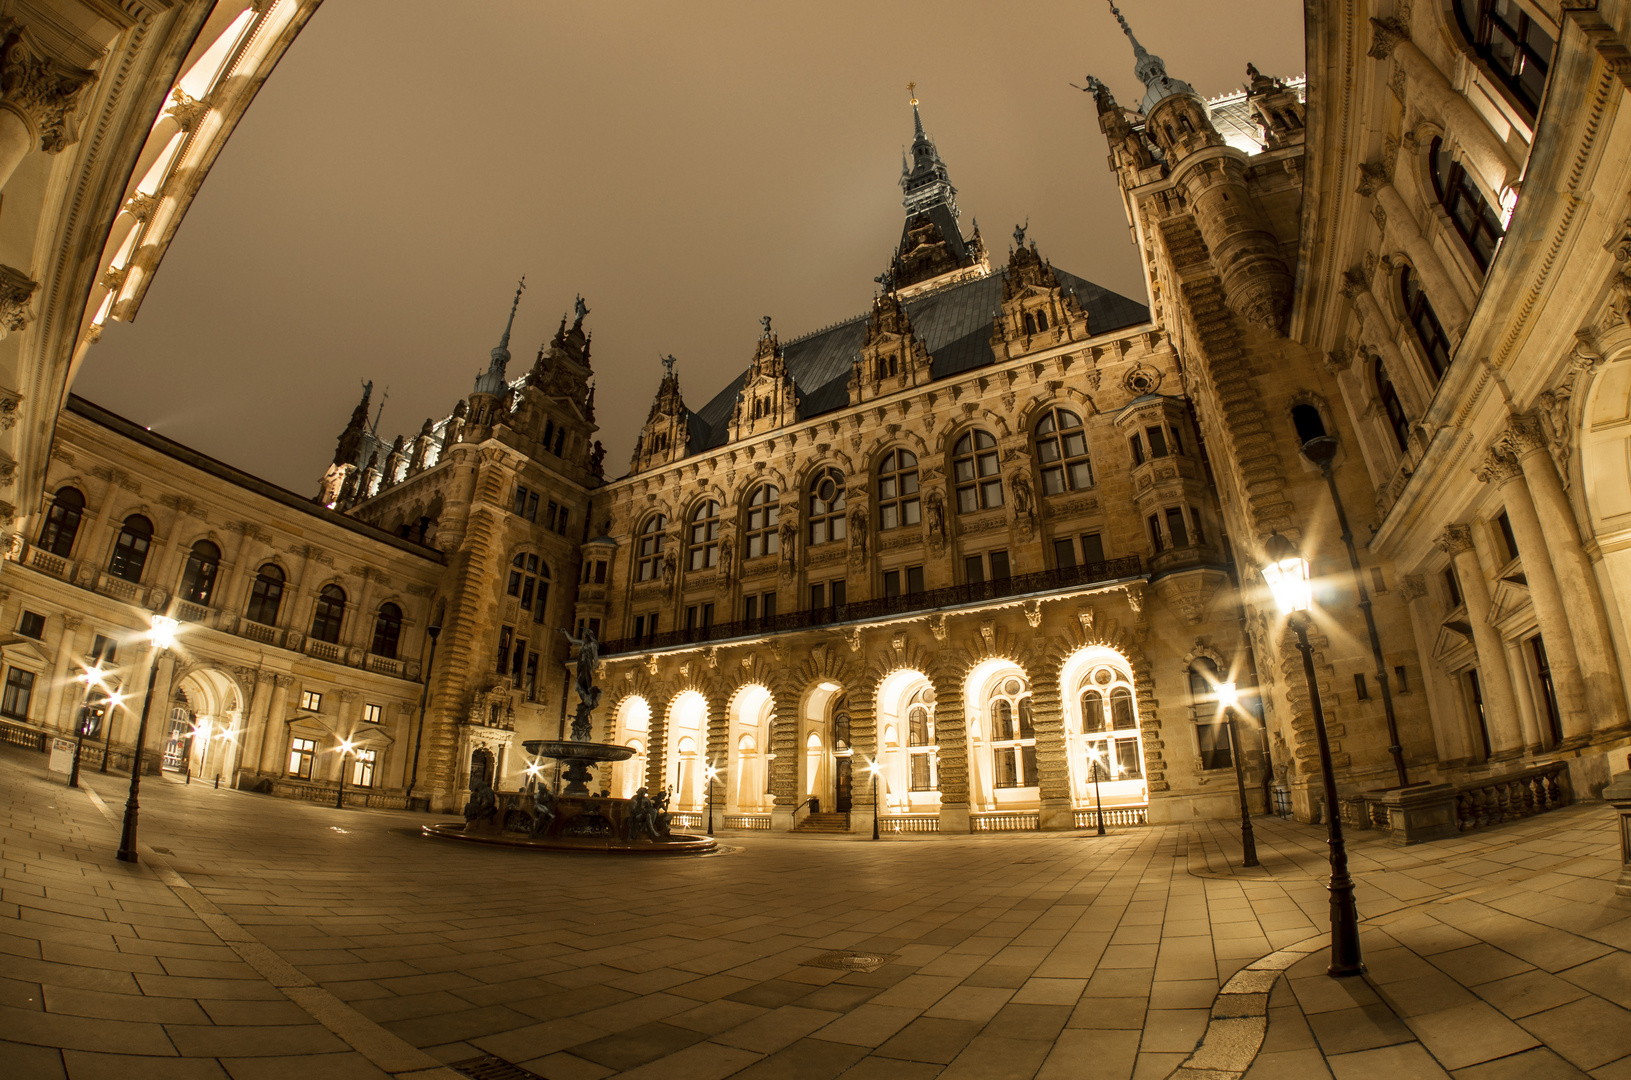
600 554 1144 657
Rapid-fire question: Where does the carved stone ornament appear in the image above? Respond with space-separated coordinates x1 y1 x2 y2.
1607 219 1631 263
1397 574 1427 603
1023 600 1042 628
124 191 159 222
163 88 209 131
0 390 17 429
0 264 38 339
1123 364 1162 396
1355 161 1388 198
1474 447 1522 486
1367 16 1409 61
0 29 96 153
1123 583 1145 614
928 613 947 641
1501 413 1549 457
1435 523 1475 557
844 626 862 652
1338 269 1367 302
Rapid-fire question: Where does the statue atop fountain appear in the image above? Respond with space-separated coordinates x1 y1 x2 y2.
560 625 602 741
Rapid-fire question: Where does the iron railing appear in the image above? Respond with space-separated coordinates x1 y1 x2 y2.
600 555 1144 656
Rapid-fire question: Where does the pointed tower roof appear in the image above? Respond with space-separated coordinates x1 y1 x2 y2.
474 277 525 396
1108 1 1196 114
890 84 989 295
899 83 960 221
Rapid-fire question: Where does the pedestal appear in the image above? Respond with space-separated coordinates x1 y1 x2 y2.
1376 782 1458 845
1602 772 1631 899
1038 797 1074 831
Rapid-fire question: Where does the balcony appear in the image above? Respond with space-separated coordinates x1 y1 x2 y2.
600 555 1145 657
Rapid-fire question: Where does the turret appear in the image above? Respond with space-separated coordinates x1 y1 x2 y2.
631 354 693 474
467 278 525 431
849 289 933 405
886 86 991 296
317 380 372 508
728 316 800 441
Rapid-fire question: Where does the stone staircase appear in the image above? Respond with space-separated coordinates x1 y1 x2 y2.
794 812 851 834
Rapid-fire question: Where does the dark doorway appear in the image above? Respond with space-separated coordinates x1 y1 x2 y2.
833 705 852 812
835 757 853 812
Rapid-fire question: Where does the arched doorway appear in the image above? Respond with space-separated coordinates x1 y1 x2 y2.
1060 647 1149 809
875 668 937 815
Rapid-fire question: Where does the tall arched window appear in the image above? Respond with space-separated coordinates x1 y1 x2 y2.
107 514 153 583
37 487 85 557
1375 360 1410 453
1036 407 1094 494
635 514 666 581
688 500 720 570
989 676 1036 788
1400 267 1452 380
1188 658 1233 770
953 431 1003 513
807 467 846 544
1291 404 1327 445
245 564 284 626
1081 689 1105 733
906 686 937 792
310 584 346 644
1454 0 1554 119
507 553 549 623
179 540 221 605
876 450 920 530
1431 138 1505 272
371 602 403 658
744 485 779 557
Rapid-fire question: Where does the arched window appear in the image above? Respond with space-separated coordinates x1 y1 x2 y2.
953 430 1003 513
310 584 346 644
245 564 284 626
744 485 779 557
906 685 937 791
1400 267 1452 380
1431 138 1505 272
107 514 153 583
1188 658 1234 770
1035 408 1094 494
635 514 666 581
1375 360 1410 453
1454 0 1554 119
1081 689 1105 733
807 467 846 545
1023 312 1036 334
877 450 920 531
1077 665 1146 790
1110 687 1135 730
989 676 1037 788
507 553 549 623
688 500 720 570
371 602 403 658
179 540 221 605
1036 309 1049 332
1291 404 1327 445
37 487 85 557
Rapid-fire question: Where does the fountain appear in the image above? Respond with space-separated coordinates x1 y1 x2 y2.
424 626 716 854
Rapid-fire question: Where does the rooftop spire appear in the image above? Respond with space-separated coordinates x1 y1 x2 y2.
490 276 525 372
1106 1 1195 113
908 81 924 138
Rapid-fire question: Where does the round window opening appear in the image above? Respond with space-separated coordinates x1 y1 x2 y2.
817 478 838 503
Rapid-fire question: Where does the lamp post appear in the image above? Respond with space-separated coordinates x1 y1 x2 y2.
1260 532 1363 977
705 763 718 834
1300 435 1408 789
866 759 881 839
68 662 106 789
116 616 179 864
335 739 353 809
404 620 442 810
1216 681 1260 868
1088 745 1107 835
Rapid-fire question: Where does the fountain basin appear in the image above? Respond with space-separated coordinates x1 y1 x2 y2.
424 789 716 854
523 739 635 796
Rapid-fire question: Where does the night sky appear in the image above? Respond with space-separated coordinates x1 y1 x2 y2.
77 0 1305 494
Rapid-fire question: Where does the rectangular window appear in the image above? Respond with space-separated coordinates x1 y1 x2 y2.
587 617 600 638
1146 426 1169 458
511 637 527 682
965 555 984 584
300 690 322 712
1466 669 1492 759
594 560 607 584
1148 513 1165 554
351 748 377 788
1495 511 1520 564
513 486 529 516
1 668 34 720
990 550 1010 579
1165 507 1189 547
1354 673 1369 701
1530 635 1563 744
556 509 569 536
525 652 539 700
1370 567 1387 594
1188 507 1205 545
1080 533 1105 565
546 500 558 528
905 567 923 594
686 605 699 630
634 613 646 640
1021 744 1038 787
1129 434 1145 466
1114 738 1143 779
1053 538 1076 569
909 754 932 791
495 626 513 675
91 634 117 664
17 611 45 640
525 492 539 522
288 737 316 779
744 595 757 622
882 571 898 598
1395 665 1409 693
1443 567 1463 608
1168 424 1184 455
810 582 826 609
1197 723 1232 770
363 703 383 724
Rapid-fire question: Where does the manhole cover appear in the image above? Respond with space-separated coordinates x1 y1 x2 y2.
801 950 899 973
150 847 172 854
448 1055 545 1080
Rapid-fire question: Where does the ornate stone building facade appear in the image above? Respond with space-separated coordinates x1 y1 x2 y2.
5 1 1631 833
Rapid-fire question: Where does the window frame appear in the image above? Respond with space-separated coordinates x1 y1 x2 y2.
38 487 85 558
1035 407 1094 495
1 666 36 720
309 584 347 645
635 514 667 582
1400 265 1452 380
1430 138 1506 273
245 564 285 626
876 449 921 531
371 602 403 659
953 430 1004 514
107 514 154 584
988 676 1037 789
807 467 847 546
687 499 721 571
179 539 221 606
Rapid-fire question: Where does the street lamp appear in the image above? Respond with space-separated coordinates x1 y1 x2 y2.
68 662 107 789
335 739 354 809
1086 745 1107 835
404 618 442 810
1300 435 1408 788
867 759 882 840
705 762 718 834
116 615 179 864
1261 531 1363 977
1216 681 1259 868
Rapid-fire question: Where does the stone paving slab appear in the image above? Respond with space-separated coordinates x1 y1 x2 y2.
1 745 1629 1080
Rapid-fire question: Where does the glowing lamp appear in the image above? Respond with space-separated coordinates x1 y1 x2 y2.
1260 532 1311 615
1216 681 1239 711
149 615 179 650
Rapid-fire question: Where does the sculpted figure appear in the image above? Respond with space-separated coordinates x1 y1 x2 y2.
528 781 557 838
462 773 497 825
559 625 600 706
626 787 672 842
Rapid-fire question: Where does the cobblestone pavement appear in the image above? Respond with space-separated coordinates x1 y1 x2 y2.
2 747 1629 1080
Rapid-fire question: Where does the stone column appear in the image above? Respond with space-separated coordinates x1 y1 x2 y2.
1436 525 1525 757
0 33 96 194
646 695 670 794
1503 638 1545 749
1398 575 1475 764
257 675 295 774
237 672 272 783
931 665 970 833
1477 448 1592 742
1030 672 1072 830
43 614 82 733
846 681 878 836
1368 18 1521 190
1357 164 1470 330
768 681 798 830
704 691 727 824
1339 272 1428 417
1503 416 1631 734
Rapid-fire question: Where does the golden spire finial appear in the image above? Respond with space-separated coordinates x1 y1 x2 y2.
907 81 918 106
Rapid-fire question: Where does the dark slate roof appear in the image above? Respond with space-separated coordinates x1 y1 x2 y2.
689 269 1149 453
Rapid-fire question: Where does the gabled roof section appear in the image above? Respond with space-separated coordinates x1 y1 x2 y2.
689 269 1149 452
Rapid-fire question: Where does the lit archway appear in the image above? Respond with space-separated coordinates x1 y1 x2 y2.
1059 646 1148 808
729 684 773 813
874 668 936 814
612 695 651 797
667 691 708 810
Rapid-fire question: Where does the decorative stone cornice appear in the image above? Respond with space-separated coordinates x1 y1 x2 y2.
0 29 96 153
163 89 208 131
1435 524 1475 556
123 191 159 222
1367 17 1410 61
1398 574 1427 603
1501 413 1549 457
1355 161 1388 198
1474 447 1523 486
0 263 38 339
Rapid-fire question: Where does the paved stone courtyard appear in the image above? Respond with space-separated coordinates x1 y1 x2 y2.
3 746 1630 1080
